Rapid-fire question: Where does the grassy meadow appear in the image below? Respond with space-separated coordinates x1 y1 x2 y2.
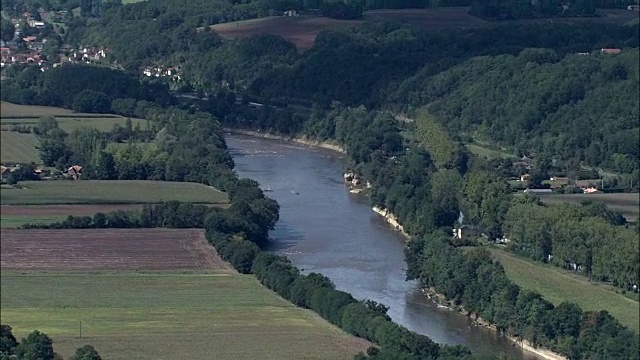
0 131 40 164
465 143 516 159
488 248 639 333
0 101 148 164
1 117 147 133
0 214 68 228
0 180 228 205
0 271 368 360
538 193 639 221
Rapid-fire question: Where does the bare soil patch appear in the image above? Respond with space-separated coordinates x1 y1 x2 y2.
212 16 362 51
0 228 234 272
1 204 144 216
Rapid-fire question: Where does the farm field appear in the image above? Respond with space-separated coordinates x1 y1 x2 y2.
488 247 639 333
0 180 228 205
0 130 40 163
0 227 369 359
0 271 369 360
0 229 234 271
1 101 148 165
211 8 637 51
1 116 147 133
1 101 85 118
212 16 363 51
0 204 144 228
537 192 639 221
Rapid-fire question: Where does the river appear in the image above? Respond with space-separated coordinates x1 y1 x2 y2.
226 134 541 360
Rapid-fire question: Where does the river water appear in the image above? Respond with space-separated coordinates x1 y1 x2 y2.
226 134 540 360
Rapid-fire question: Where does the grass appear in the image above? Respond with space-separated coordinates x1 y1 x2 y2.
488 247 639 333
0 131 40 163
537 193 639 221
0 271 368 360
1 117 148 133
0 215 67 228
0 180 228 205
465 143 516 159
1 101 80 118
1 101 148 165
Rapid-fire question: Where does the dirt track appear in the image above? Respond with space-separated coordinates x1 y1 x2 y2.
0 228 234 272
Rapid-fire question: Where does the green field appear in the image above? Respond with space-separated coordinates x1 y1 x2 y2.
0 215 67 228
1 101 82 118
489 248 639 333
1 117 147 133
0 131 40 163
0 271 367 360
1 101 148 165
465 143 516 159
537 193 639 221
0 181 228 205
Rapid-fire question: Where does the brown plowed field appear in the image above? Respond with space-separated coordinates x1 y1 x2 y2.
0 228 234 272
0 204 144 216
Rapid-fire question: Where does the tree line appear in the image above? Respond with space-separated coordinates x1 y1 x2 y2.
0 325 102 360
406 232 639 359
503 196 639 291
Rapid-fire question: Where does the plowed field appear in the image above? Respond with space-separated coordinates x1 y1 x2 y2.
0 228 234 272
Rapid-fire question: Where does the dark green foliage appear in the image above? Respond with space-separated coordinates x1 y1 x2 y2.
0 64 174 109
0 327 101 360
406 232 639 359
1 18 15 42
72 89 111 113
69 345 102 360
4 163 40 184
396 49 640 173
321 0 364 19
503 201 639 290
470 0 597 20
15 330 56 360
0 325 18 358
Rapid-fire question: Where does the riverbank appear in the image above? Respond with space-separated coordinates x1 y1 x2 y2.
223 128 347 154
228 130 567 360
372 206 410 238
372 209 567 360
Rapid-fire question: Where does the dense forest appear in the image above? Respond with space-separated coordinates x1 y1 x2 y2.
0 325 102 360
394 49 640 174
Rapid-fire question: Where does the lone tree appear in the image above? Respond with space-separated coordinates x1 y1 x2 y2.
70 345 102 360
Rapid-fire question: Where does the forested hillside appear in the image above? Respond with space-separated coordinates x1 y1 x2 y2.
394 48 640 173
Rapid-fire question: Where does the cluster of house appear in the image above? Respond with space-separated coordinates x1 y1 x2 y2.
0 164 83 182
1 42 110 70
513 156 601 194
0 9 110 70
142 66 183 81
577 48 623 56
65 46 109 64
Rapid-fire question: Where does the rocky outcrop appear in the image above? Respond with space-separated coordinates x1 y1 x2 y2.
372 206 409 238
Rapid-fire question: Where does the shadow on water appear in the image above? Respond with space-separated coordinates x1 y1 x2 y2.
226 134 543 360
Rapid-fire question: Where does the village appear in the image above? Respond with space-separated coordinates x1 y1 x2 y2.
0 9 183 82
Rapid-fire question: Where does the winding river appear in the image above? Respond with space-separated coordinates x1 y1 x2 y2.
226 134 540 360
